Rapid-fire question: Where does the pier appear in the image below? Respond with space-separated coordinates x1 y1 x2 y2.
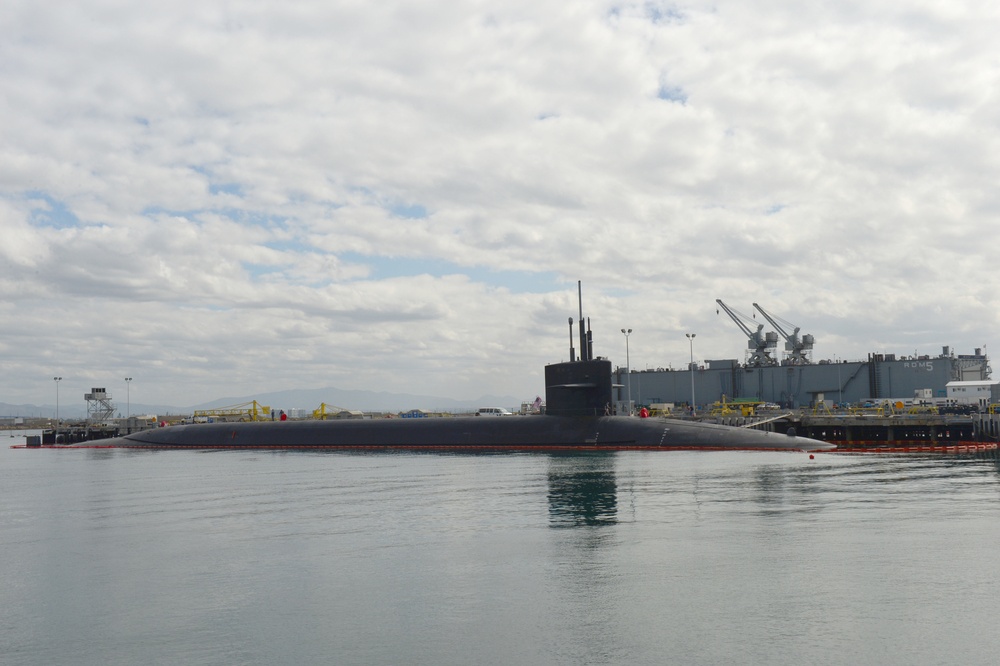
40 424 123 445
709 411 1000 453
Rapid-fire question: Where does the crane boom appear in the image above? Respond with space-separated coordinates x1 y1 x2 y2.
193 400 272 422
716 299 757 339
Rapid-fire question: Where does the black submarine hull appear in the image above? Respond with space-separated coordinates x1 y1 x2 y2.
97 416 834 452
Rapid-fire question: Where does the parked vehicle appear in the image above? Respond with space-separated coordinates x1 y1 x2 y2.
476 407 513 416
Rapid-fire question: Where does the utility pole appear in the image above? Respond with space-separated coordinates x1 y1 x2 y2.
125 377 133 419
53 376 62 441
686 334 697 416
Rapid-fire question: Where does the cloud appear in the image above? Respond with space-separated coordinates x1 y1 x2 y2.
2 0 998 410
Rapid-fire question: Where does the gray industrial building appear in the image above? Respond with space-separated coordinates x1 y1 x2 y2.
616 347 992 410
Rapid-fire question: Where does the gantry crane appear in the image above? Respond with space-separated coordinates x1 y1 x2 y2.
715 299 779 367
752 303 814 365
192 400 272 422
312 403 352 420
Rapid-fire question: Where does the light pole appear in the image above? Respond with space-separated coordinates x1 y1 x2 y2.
621 328 632 415
686 334 696 416
836 358 842 408
125 377 132 419
53 376 62 439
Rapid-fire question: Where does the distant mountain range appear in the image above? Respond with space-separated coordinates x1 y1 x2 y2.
0 386 524 419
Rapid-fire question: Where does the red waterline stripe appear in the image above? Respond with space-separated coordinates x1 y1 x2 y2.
10 444 117 449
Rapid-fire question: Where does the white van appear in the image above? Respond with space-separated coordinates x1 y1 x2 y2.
476 407 513 417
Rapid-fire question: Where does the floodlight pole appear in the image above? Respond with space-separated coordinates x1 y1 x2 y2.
686 334 697 416
53 376 62 441
125 377 133 419
621 328 632 415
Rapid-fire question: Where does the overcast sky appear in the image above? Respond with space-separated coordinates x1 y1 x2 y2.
2 0 998 410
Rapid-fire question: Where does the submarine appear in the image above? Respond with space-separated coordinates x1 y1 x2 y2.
94 285 834 453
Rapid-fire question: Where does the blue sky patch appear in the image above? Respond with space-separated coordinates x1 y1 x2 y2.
388 203 428 219
209 182 243 196
263 238 314 253
657 85 687 103
27 191 81 228
346 185 429 219
141 206 288 230
243 262 282 280
222 209 287 227
142 205 196 218
646 4 685 24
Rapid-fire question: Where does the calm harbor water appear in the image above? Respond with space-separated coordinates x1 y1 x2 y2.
3 432 1000 665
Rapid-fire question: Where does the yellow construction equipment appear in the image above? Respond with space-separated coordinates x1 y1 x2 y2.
709 396 761 417
192 400 271 422
312 403 362 419
313 403 340 420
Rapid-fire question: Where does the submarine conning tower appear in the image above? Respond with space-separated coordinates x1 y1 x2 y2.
544 281 615 416
545 359 614 416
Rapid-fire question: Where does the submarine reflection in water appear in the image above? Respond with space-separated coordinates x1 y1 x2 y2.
548 454 618 527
